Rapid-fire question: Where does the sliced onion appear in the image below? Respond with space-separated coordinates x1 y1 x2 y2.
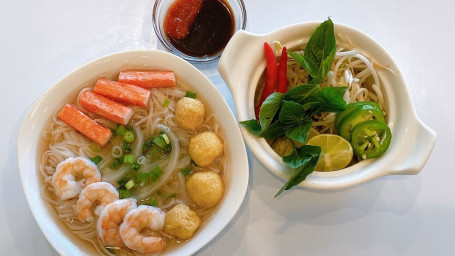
133 124 180 200
102 124 144 185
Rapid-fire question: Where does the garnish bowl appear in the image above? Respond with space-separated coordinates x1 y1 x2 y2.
218 22 436 189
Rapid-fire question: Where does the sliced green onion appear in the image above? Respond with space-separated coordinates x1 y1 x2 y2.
150 146 164 160
153 135 167 149
125 180 135 190
136 172 150 182
122 142 132 153
117 179 129 187
123 130 135 143
144 138 154 150
130 163 140 171
147 197 159 206
150 166 163 181
185 91 197 99
90 143 101 153
162 134 170 145
90 155 103 165
167 193 176 199
109 158 121 169
116 125 125 136
163 97 170 107
123 154 134 164
181 167 193 176
118 189 132 199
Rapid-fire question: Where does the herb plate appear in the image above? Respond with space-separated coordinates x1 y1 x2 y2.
218 21 436 190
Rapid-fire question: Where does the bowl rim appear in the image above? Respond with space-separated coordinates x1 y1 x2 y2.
218 21 436 190
152 0 247 63
17 49 249 255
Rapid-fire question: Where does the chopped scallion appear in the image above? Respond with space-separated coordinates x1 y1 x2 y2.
122 142 132 153
136 172 149 182
185 91 197 99
147 197 159 207
123 130 135 143
144 138 154 150
181 167 193 176
150 166 163 181
90 155 103 165
130 163 140 171
123 154 134 164
109 158 121 169
162 133 170 145
125 180 135 190
116 125 125 136
163 97 170 107
119 189 132 199
117 179 129 187
153 135 167 149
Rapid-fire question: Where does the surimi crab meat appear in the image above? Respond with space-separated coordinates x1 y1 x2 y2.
78 90 133 125
57 104 112 146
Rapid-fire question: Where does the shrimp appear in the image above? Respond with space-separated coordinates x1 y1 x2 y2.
119 205 166 254
97 198 137 248
52 157 101 200
76 182 119 223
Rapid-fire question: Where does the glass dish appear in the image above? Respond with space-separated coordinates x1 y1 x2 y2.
153 0 247 62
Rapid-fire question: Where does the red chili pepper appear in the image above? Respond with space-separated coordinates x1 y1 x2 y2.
255 42 278 118
276 46 288 93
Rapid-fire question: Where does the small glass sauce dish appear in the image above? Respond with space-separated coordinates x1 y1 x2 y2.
153 0 247 62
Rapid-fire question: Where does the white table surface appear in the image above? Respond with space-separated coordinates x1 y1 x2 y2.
1 0 454 255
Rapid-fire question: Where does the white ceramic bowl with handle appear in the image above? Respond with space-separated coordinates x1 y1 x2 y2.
17 50 249 255
218 22 436 189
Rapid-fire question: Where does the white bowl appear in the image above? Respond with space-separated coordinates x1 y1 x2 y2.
218 22 436 189
17 50 249 255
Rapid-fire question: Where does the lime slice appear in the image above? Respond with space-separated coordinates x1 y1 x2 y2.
307 134 353 172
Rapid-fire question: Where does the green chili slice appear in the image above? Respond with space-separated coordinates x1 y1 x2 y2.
350 120 392 159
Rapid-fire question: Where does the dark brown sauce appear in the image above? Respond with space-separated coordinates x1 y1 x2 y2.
165 0 235 57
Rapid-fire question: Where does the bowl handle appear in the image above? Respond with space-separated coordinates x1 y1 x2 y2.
218 30 257 96
391 118 436 175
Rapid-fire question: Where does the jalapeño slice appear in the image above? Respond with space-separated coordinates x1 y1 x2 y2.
336 102 385 141
350 120 392 159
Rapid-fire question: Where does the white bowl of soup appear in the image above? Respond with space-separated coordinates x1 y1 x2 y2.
17 50 249 255
218 21 436 191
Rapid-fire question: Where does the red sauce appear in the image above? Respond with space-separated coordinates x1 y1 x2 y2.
163 0 235 57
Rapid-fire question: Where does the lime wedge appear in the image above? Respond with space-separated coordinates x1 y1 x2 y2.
307 134 353 172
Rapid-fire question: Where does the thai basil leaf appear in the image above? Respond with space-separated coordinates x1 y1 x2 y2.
279 101 306 124
260 121 295 140
283 84 320 104
275 145 321 197
287 51 306 72
302 18 336 84
308 86 348 114
239 119 261 135
285 120 312 144
258 92 284 132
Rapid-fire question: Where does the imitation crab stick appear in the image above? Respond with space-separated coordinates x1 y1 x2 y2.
57 104 112 146
94 78 151 108
118 71 176 88
79 90 133 125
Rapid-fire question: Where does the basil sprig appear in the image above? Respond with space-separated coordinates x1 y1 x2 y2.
240 18 347 197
